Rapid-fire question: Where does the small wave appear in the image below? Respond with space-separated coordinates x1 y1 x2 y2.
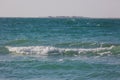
6 46 114 56
0 47 9 54
5 39 29 45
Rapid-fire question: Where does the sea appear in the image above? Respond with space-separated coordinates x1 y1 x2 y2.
0 17 120 80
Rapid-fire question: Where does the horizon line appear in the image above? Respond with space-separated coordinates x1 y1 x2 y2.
0 16 120 19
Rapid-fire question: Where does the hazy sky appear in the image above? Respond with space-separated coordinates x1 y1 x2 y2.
0 0 120 18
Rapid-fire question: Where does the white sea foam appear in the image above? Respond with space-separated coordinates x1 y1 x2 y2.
6 46 114 56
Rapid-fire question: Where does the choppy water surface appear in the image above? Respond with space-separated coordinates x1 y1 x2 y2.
0 18 120 80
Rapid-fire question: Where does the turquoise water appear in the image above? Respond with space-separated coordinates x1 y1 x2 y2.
0 18 120 80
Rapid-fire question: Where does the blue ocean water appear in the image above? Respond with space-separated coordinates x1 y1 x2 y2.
0 17 120 80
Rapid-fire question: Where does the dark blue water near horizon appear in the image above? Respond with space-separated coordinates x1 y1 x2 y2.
0 18 120 80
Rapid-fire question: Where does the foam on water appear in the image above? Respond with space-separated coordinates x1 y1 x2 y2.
6 46 114 56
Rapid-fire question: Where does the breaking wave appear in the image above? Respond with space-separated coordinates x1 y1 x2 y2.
5 45 118 56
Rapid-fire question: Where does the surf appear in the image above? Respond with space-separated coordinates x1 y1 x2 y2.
6 45 115 56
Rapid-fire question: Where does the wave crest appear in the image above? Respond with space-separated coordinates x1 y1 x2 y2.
6 46 115 56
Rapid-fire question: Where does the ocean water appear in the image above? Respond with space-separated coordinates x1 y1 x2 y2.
0 17 120 80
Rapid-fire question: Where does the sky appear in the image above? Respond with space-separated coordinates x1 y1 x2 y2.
0 0 120 18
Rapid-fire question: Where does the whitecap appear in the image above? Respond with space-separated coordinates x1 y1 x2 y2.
6 46 114 56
